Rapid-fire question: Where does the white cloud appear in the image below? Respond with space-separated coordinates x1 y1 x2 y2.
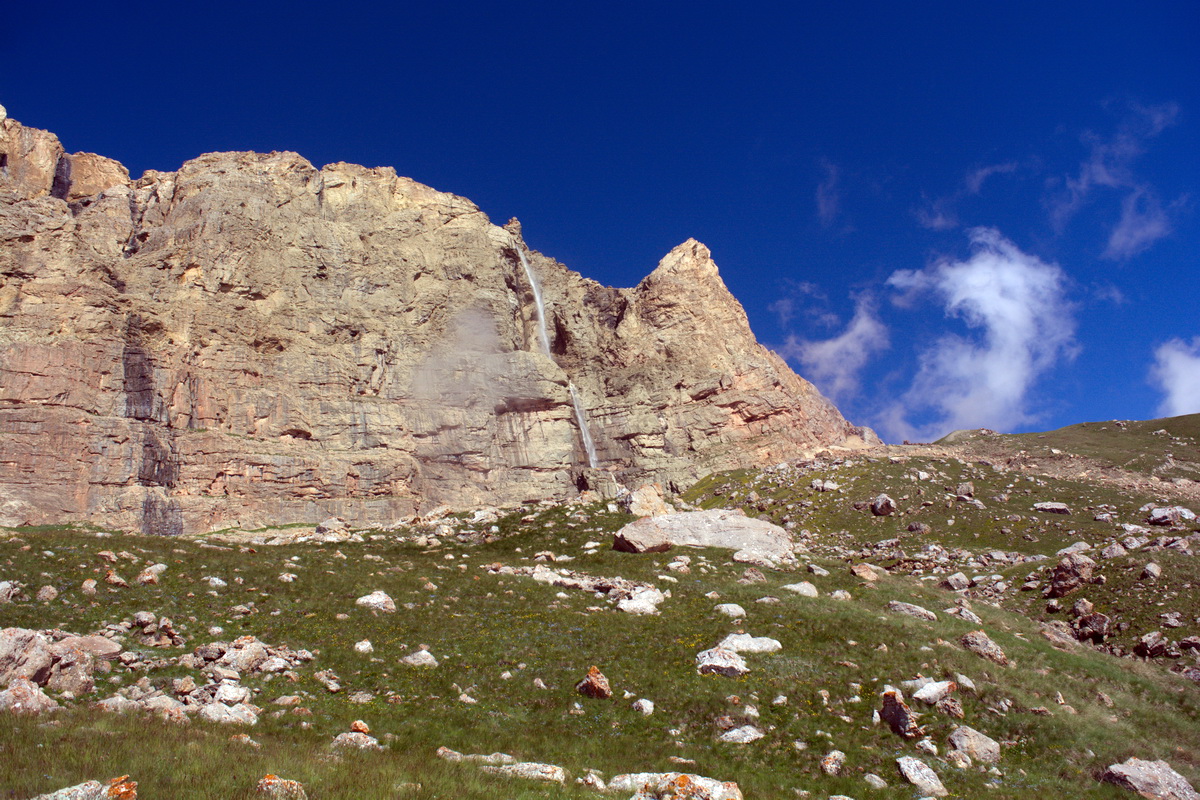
1151 337 1200 417
881 228 1075 441
816 160 841 228
915 197 958 231
1048 101 1180 257
778 296 889 402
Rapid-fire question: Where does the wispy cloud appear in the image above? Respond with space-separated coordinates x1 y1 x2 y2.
964 162 1018 195
1150 337 1200 417
1104 187 1173 259
777 296 889 402
880 228 1076 441
1048 101 1180 258
915 161 1018 230
816 159 841 228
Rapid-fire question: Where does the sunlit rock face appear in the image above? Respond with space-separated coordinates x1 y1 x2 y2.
0 116 871 534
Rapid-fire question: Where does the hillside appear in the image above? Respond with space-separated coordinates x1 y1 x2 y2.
1 415 1197 799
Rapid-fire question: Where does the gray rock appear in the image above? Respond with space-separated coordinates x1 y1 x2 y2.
718 725 764 744
714 603 746 618
948 725 1001 763
1101 758 1198 800
717 633 782 654
887 600 937 622
0 677 59 714
355 590 397 613
696 647 749 677
940 572 969 591
896 756 947 797
820 750 846 775
1143 562 1163 580
0 627 54 685
1148 507 1196 527
1046 553 1096 598
961 630 1009 665
609 773 743 800
616 586 666 615
913 680 956 705
782 581 818 597
880 689 923 739
613 509 794 567
198 702 258 725
871 494 897 516
479 763 567 784
331 731 384 750
401 649 439 667
1034 502 1072 514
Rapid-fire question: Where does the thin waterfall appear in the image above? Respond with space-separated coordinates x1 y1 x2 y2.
515 243 599 469
568 382 599 468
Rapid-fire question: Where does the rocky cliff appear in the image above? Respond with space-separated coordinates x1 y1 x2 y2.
0 111 871 534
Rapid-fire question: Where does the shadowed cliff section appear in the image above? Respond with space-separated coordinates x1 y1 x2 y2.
0 114 874 534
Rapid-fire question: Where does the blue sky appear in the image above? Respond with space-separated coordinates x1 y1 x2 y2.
4 1 1197 441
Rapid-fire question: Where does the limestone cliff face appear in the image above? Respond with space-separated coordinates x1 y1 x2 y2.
0 116 871 534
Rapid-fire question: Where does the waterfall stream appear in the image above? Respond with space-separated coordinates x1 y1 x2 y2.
516 245 599 469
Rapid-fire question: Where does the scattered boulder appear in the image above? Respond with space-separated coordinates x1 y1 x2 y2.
616 586 667 616
479 763 567 784
717 633 782 654
1147 507 1196 527
782 581 819 597
1143 562 1163 580
401 649 439 668
948 725 1000 764
850 563 880 581
625 484 675 517
436 747 516 765
609 773 742 800
912 680 956 705
870 494 897 516
331 731 383 751
940 572 969 591
820 750 846 775
717 725 764 744
575 666 612 699
632 698 655 715
896 756 947 797
31 776 137 800
36 585 58 602
0 677 59 714
612 509 794 567
961 630 1009 665
355 591 397 614
1101 758 1198 800
880 689 923 739
714 603 746 618
256 775 307 800
887 600 937 622
696 648 749 677
1034 502 1072 515
1046 553 1096 598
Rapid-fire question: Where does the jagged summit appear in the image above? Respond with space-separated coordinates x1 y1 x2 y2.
0 115 872 534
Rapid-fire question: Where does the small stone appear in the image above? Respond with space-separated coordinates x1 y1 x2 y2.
355 591 396 614
400 650 438 668
887 600 937 622
715 603 746 618
1034 502 1072 515
256 774 308 799
961 630 1009 665
896 756 947 797
864 773 887 789
821 750 846 775
354 640 374 654
633 698 655 716
575 666 613 699
36 585 58 602
717 725 764 744
913 680 956 705
850 563 880 581
1143 562 1162 580
940 572 969 591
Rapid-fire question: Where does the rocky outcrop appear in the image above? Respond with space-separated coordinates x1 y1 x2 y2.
0 115 869 534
